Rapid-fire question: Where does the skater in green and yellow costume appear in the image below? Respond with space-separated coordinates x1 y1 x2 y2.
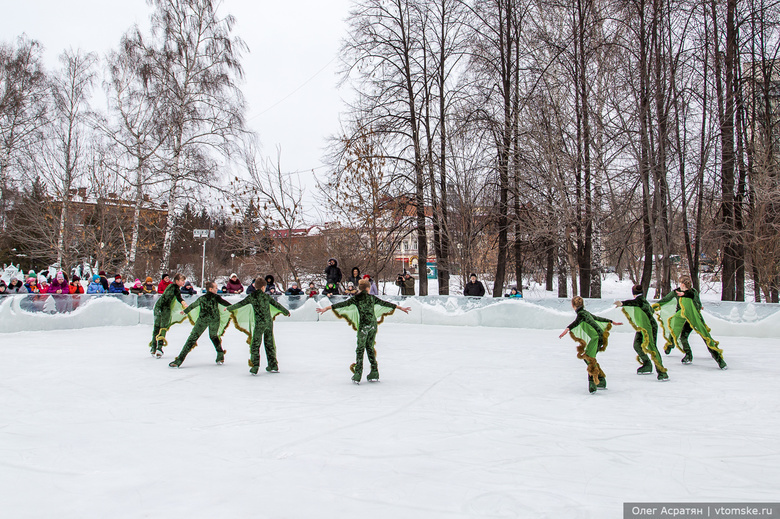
653 276 726 369
168 282 232 368
226 277 290 375
316 279 410 384
614 284 669 381
559 296 622 394
149 273 188 358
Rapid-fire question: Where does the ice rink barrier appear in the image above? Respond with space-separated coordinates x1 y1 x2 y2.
1 293 779 337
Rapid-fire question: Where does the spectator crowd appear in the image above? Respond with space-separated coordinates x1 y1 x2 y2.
0 257 524 300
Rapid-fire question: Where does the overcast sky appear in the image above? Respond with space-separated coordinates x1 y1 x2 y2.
2 0 354 209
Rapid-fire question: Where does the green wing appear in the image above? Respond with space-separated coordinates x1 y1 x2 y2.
621 306 652 353
374 304 397 325
270 304 286 321
154 299 189 346
333 305 360 331
679 298 721 354
217 305 231 336
569 322 598 357
229 304 256 345
653 298 681 352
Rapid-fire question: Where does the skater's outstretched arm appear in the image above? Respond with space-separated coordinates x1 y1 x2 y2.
270 296 291 316
316 305 332 314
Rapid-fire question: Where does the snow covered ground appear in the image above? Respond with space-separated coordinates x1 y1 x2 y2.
2 321 778 518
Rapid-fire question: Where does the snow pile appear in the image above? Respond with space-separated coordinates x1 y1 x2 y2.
3 293 780 337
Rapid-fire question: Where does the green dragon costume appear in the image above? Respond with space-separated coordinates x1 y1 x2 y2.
149 283 187 357
619 294 669 381
566 307 613 394
654 288 726 369
169 292 232 368
227 291 290 375
330 292 399 383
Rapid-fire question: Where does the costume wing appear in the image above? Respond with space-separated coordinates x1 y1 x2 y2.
230 304 256 345
678 297 721 354
621 306 652 353
568 320 612 358
333 304 360 332
373 304 397 325
653 299 681 352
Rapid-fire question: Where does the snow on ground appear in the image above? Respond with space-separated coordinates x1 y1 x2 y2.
1 321 778 518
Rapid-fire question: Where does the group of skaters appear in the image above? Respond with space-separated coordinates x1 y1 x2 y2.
150 272 409 383
559 275 727 394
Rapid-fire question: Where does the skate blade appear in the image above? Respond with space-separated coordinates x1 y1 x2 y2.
368 379 380 383
352 380 360 385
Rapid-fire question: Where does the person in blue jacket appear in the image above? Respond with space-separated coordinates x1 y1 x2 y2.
87 275 106 294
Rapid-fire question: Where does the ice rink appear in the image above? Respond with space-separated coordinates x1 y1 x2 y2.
2 320 779 518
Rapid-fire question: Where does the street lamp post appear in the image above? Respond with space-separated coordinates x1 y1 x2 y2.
193 229 215 287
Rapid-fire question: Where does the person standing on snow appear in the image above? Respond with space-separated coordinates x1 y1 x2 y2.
463 273 485 297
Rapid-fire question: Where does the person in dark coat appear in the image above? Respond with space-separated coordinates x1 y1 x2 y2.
285 281 304 295
322 282 339 297
396 272 415 296
109 274 129 295
325 259 342 288
347 267 361 288
265 275 280 295
98 271 110 292
181 280 197 295
246 278 257 295
463 273 485 297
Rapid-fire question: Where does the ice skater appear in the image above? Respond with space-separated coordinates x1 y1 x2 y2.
169 281 231 368
559 296 622 394
614 284 668 381
150 273 188 358
227 277 290 375
316 279 410 384
654 276 726 369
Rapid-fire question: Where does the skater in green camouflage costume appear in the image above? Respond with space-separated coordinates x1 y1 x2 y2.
169 282 232 368
653 276 726 369
316 279 410 384
559 296 622 394
227 277 290 375
614 284 669 381
149 273 188 358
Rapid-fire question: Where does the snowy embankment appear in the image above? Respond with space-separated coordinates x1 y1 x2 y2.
2 293 780 337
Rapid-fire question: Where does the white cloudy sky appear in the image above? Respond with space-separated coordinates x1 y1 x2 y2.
2 0 354 208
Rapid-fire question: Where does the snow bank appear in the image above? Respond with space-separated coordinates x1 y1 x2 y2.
2 293 780 337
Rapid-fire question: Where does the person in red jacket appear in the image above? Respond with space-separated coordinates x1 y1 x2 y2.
158 273 172 294
69 275 85 294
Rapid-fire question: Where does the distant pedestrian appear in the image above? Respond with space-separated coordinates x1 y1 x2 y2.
463 273 485 297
